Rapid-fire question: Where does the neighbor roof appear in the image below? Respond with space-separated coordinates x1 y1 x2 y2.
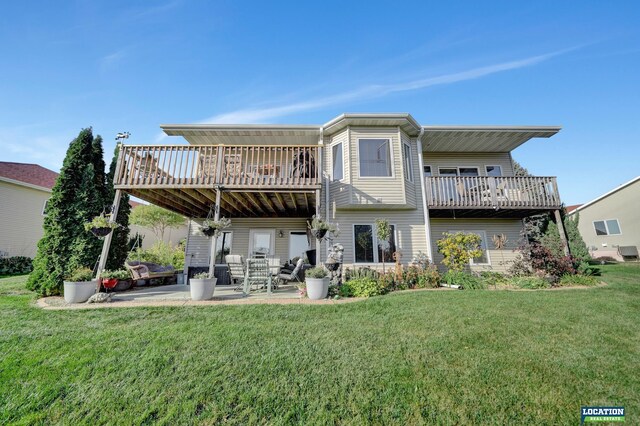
568 175 640 215
0 162 58 191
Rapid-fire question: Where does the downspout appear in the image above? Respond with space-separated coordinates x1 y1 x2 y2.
416 128 434 261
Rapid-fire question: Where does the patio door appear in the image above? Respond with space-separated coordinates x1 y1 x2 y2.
249 229 275 256
289 231 310 261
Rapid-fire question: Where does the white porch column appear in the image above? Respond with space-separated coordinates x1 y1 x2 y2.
315 188 321 266
95 189 123 286
415 129 433 261
207 187 221 277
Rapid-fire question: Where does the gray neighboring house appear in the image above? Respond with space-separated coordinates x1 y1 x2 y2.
568 176 640 261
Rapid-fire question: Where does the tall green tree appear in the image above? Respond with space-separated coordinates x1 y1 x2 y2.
565 213 590 262
27 128 104 295
130 204 185 241
105 144 131 270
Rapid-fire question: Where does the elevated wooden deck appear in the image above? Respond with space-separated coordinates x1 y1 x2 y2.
425 176 561 218
114 144 321 218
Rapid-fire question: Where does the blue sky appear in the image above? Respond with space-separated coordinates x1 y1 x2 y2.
1 1 639 205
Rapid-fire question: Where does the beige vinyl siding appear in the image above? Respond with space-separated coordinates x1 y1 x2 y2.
186 218 309 268
328 209 428 267
423 152 515 177
430 218 523 273
0 181 50 258
349 127 406 206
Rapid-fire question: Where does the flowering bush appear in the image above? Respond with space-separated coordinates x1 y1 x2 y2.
436 232 483 272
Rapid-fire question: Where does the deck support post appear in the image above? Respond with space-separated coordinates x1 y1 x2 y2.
553 209 571 256
208 186 222 277
416 129 433 261
94 189 123 288
315 188 321 266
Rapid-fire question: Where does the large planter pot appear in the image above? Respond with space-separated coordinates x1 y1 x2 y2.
63 280 97 303
114 279 133 292
189 277 217 301
306 277 329 300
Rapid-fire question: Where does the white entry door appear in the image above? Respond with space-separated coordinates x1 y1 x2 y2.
249 229 275 256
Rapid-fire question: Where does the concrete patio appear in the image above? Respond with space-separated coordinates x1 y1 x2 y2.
37 283 360 310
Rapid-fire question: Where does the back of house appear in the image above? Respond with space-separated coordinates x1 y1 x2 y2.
110 113 565 278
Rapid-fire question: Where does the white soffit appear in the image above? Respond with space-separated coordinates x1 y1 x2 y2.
161 124 321 145
422 126 561 152
323 113 422 136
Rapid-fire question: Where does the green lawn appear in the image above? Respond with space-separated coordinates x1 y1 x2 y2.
1 265 639 425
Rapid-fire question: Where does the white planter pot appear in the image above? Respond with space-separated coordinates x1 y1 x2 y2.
189 278 217 301
306 277 329 300
63 280 97 303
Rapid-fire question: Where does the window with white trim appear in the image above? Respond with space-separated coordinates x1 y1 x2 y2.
358 138 392 177
593 219 621 236
485 165 502 176
423 165 432 176
214 231 233 264
402 143 413 181
42 199 50 216
354 224 397 263
332 142 343 181
448 230 490 265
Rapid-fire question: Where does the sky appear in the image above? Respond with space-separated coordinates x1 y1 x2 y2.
0 1 639 205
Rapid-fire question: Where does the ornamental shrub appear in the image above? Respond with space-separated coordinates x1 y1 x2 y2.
0 257 33 275
128 241 185 269
345 277 386 298
558 274 598 287
436 232 483 272
442 270 485 290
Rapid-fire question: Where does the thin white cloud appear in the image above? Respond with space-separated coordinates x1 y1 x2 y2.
154 47 577 141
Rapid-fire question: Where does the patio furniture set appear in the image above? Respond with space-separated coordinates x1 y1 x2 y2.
226 254 305 295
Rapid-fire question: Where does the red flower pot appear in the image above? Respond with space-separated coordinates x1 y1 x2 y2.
102 278 118 289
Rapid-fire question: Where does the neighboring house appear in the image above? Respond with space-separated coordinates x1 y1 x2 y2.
106 113 566 277
568 176 640 261
0 162 187 258
0 162 58 258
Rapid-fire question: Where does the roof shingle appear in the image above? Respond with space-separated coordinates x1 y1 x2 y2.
0 162 59 190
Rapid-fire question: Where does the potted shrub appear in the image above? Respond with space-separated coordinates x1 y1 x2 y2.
101 269 131 291
189 272 216 301
201 217 231 237
307 214 339 240
305 266 329 300
84 213 118 237
63 267 97 303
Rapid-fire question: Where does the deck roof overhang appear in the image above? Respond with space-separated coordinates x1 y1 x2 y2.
160 124 322 146
421 126 561 152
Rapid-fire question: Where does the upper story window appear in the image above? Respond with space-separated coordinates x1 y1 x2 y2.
42 199 50 216
593 219 621 236
402 143 413 181
423 165 432 176
332 142 344 181
358 138 392 177
486 165 502 176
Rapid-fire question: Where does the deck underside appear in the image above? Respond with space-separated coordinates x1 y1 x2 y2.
127 187 318 218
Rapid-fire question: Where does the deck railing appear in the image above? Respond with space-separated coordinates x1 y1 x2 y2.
425 176 561 209
114 145 320 189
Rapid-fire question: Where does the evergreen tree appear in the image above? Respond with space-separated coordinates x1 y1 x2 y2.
565 213 590 262
69 135 109 269
540 221 564 258
106 144 131 270
27 128 97 295
513 159 550 242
